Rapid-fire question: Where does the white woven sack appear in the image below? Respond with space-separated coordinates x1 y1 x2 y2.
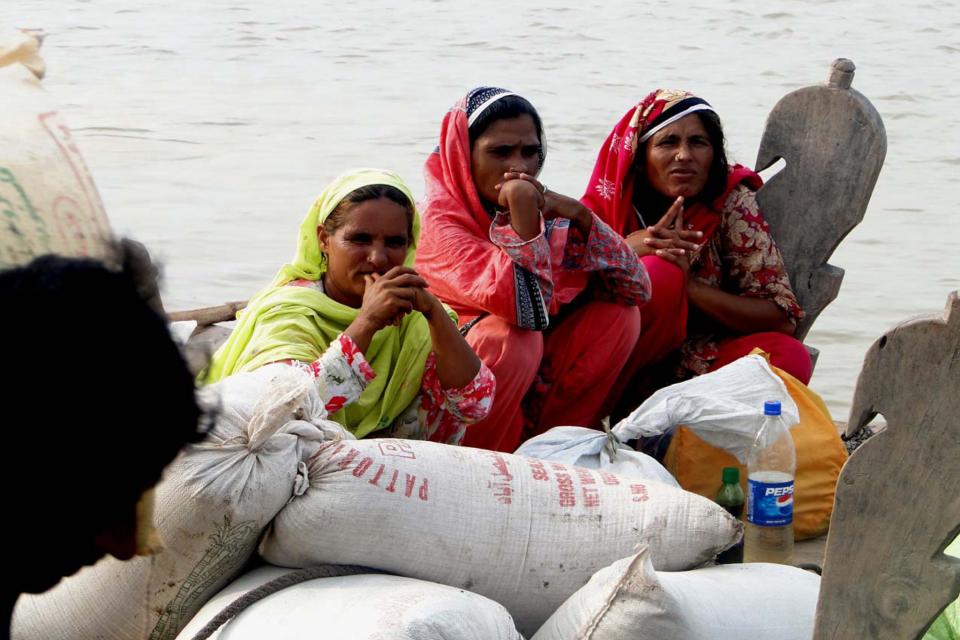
175 566 523 640
260 439 741 636
0 29 113 267
532 548 820 639
14 365 344 640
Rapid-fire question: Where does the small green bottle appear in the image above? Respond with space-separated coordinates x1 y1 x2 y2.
716 466 745 563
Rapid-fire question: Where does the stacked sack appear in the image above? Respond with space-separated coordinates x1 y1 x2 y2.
258 438 741 636
175 566 523 640
532 548 821 639
13 353 819 640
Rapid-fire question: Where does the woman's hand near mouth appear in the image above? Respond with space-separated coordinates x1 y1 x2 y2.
346 266 427 352
496 178 543 241
347 265 482 389
497 171 595 237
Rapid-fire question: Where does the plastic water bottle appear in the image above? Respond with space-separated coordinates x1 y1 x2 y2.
743 400 795 564
715 466 745 564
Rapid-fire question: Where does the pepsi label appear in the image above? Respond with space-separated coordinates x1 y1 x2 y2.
747 477 794 527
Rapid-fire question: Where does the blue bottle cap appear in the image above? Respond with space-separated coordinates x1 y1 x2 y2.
764 400 781 415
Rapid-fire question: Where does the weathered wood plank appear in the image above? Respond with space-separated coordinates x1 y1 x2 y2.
168 300 247 326
755 59 886 341
171 302 245 374
813 292 960 639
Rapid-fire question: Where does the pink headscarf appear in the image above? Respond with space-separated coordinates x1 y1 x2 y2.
416 89 587 325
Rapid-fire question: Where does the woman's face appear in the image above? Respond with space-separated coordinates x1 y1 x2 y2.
643 114 714 200
319 197 410 308
471 114 542 205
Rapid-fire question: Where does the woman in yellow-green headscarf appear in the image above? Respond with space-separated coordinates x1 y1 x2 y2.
205 169 494 444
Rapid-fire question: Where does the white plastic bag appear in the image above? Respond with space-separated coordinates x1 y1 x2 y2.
14 365 345 640
532 548 820 640
519 355 799 473
515 426 678 487
260 439 741 636
617 354 799 461
175 566 523 640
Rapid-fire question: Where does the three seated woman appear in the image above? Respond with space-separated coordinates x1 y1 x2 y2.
205 88 810 454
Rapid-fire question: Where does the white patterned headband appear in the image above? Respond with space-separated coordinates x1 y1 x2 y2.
466 88 519 127
638 100 715 143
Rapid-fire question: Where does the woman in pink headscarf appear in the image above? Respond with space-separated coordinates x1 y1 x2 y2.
582 89 812 412
416 87 651 452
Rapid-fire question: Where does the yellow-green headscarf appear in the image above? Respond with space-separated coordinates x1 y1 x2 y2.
204 168 452 438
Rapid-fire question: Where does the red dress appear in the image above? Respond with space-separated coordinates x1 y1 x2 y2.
416 89 651 452
581 91 813 397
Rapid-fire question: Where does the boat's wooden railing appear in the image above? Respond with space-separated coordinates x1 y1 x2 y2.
168 301 247 327
813 292 960 638
168 303 245 376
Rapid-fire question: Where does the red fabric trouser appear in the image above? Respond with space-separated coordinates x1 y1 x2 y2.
614 256 813 409
708 332 813 383
461 300 641 452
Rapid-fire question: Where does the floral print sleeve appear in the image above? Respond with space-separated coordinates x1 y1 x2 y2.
489 210 553 329
678 185 804 377
719 186 804 324
285 333 494 445
563 211 651 306
283 333 376 415
385 356 496 445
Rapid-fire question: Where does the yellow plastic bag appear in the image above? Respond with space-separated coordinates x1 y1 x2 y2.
663 352 847 539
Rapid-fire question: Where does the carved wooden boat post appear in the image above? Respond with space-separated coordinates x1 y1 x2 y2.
755 59 887 363
813 292 960 639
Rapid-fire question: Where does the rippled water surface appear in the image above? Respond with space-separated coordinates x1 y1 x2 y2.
4 0 959 419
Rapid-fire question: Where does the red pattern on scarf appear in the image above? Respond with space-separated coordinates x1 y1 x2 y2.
580 90 762 244
580 90 808 382
416 95 586 324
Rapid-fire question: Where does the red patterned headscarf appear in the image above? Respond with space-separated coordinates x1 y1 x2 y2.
582 89 761 241
417 88 586 326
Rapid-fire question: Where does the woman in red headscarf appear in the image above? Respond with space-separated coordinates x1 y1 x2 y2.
582 89 812 413
416 87 651 452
